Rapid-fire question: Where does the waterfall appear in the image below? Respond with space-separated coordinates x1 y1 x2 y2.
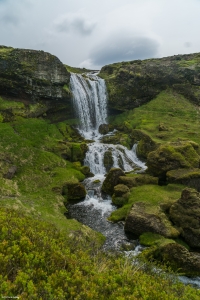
70 73 107 140
68 72 146 250
70 72 146 174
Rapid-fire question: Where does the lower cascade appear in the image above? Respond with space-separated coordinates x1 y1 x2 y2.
68 72 146 251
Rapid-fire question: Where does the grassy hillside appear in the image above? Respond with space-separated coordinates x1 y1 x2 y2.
0 97 104 245
109 89 200 144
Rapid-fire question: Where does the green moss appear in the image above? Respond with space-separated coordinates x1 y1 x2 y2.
109 90 200 145
65 64 92 74
108 204 132 222
139 232 173 247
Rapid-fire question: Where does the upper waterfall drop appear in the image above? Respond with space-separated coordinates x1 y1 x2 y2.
70 73 108 140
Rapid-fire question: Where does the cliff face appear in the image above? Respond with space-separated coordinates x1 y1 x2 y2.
0 46 72 121
99 53 200 112
0 46 71 101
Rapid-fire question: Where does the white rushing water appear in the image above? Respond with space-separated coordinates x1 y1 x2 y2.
70 72 107 140
68 72 146 250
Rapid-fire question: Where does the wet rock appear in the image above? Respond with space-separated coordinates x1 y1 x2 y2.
99 124 110 134
169 188 200 248
130 129 158 159
124 202 179 238
167 168 200 191
112 184 130 207
4 165 17 179
147 141 200 177
101 168 125 195
62 182 86 201
103 150 114 173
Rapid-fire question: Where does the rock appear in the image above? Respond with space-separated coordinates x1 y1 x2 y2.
99 53 200 112
98 124 110 134
4 165 17 179
147 141 200 178
0 46 72 122
119 174 158 188
167 168 200 191
62 182 86 201
112 184 130 206
124 202 180 238
154 242 200 276
130 129 158 159
101 168 125 195
169 188 200 248
103 150 114 173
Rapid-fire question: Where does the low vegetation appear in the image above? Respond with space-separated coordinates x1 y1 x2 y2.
1 208 200 299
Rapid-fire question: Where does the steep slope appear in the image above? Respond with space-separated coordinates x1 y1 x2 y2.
99 53 200 112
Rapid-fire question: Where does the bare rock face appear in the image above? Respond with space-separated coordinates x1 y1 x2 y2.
169 188 200 248
124 202 179 238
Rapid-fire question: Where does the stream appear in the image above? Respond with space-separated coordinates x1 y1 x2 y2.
67 72 200 288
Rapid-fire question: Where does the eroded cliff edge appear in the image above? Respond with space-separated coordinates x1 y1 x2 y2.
99 53 200 112
0 46 72 121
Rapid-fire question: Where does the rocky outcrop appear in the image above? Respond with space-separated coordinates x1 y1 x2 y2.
99 53 200 112
98 124 110 135
147 141 200 178
62 182 86 201
169 188 200 248
0 46 72 121
167 168 200 191
112 184 130 206
152 242 200 276
130 129 158 159
101 168 125 195
124 202 179 238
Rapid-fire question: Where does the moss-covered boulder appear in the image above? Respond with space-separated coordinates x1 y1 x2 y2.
101 168 125 195
103 150 114 173
119 174 158 188
152 242 200 276
112 184 130 206
130 129 158 159
62 181 86 201
167 168 200 191
169 188 200 248
124 202 180 238
98 123 110 134
147 141 200 178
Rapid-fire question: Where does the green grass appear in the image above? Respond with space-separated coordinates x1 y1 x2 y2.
108 184 184 222
109 89 200 144
0 117 96 235
65 64 93 74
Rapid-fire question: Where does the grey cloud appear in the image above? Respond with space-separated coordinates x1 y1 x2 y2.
184 42 191 48
90 35 159 67
1 14 20 25
55 16 96 36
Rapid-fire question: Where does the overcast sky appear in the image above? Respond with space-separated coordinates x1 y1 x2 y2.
0 0 200 69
